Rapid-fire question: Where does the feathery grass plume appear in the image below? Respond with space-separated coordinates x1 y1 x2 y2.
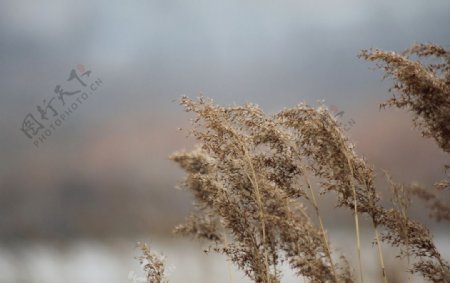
380 173 450 282
359 43 450 153
384 170 412 282
359 44 450 281
359 43 450 197
276 102 385 282
171 95 450 283
170 96 351 283
136 242 168 283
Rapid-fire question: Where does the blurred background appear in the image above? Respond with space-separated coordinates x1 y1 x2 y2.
0 0 449 282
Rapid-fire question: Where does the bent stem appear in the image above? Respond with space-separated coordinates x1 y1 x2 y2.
230 136 271 283
302 171 339 283
280 132 339 282
224 118 271 283
243 149 270 283
329 111 363 283
343 151 364 283
373 223 388 283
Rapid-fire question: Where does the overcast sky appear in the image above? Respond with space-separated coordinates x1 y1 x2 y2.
1 0 449 188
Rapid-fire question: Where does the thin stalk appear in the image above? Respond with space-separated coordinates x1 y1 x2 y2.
302 172 339 283
327 111 364 283
243 150 270 283
344 153 364 283
230 138 271 283
280 133 339 282
226 122 271 283
398 185 410 283
364 178 388 283
372 223 388 283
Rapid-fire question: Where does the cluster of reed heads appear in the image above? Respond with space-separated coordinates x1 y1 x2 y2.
138 43 450 283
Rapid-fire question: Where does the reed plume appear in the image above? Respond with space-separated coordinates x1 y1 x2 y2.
140 43 450 283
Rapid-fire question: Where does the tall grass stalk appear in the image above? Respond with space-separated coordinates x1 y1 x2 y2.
138 43 450 283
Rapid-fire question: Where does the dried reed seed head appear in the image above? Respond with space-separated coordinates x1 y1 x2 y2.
172 96 352 282
172 93 449 283
359 43 450 154
136 242 168 283
173 214 224 243
275 105 380 217
360 45 450 282
414 260 450 283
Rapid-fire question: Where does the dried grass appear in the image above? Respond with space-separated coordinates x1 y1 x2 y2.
139 43 450 283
